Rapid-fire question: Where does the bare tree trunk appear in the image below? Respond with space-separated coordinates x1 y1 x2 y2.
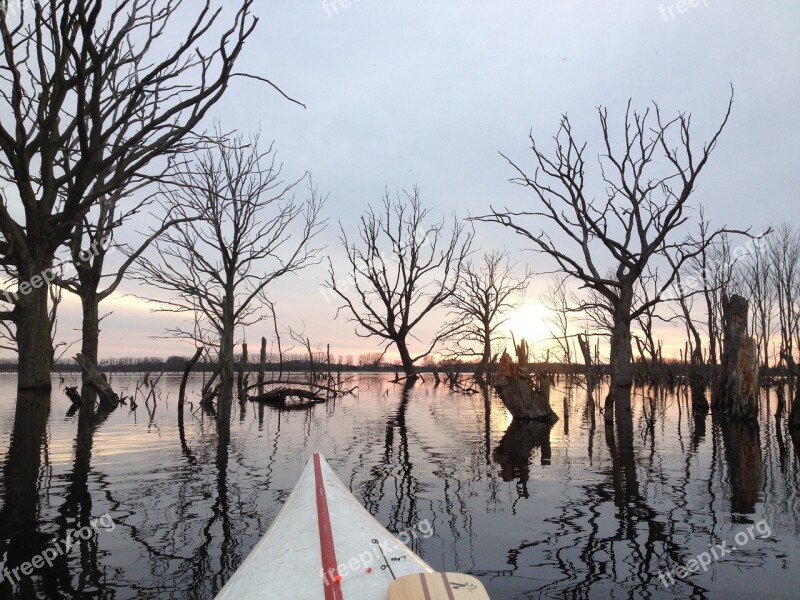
80 291 100 390
179 347 204 404
690 343 710 413
608 292 634 422
578 334 594 396
237 342 248 401
790 385 800 429
218 296 235 429
474 322 492 383
716 294 759 419
397 338 417 378
258 337 267 395
16 280 53 390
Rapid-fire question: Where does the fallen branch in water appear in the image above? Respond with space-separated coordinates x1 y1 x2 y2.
74 353 119 409
243 378 358 398
250 387 327 408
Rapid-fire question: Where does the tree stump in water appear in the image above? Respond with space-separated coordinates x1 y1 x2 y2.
493 340 558 423
715 295 759 419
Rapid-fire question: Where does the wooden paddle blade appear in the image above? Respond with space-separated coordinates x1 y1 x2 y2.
388 572 490 600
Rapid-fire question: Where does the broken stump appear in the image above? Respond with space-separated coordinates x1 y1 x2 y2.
493 340 558 423
715 294 759 419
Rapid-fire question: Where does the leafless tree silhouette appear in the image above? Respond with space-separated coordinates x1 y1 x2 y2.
135 131 324 427
328 189 472 377
474 91 742 423
442 250 531 382
0 0 294 390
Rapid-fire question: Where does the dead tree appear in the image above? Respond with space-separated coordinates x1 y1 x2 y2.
494 339 558 423
768 224 800 426
474 91 740 422
135 132 324 430
577 333 595 399
692 226 742 390
670 266 709 413
328 189 472 378
179 347 204 405
743 234 776 370
715 295 759 419
442 250 530 382
0 0 276 391
58 187 196 392
258 337 268 395
543 275 573 367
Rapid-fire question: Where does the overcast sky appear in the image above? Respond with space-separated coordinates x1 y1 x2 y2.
26 0 800 362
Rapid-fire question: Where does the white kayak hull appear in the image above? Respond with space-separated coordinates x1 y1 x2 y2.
215 453 433 600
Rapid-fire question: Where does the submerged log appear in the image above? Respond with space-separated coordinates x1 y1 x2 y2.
493 340 558 423
74 353 119 409
715 295 759 419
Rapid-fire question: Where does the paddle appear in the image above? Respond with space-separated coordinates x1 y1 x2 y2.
388 572 490 600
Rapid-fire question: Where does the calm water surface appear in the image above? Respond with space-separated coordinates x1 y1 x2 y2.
0 372 798 599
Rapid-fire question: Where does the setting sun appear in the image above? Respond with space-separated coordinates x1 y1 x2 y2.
501 302 556 350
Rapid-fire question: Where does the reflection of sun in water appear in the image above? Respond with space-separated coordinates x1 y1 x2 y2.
502 303 555 348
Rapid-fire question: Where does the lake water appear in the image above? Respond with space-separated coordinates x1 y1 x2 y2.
0 372 798 599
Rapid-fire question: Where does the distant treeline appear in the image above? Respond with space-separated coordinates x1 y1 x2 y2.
0 354 793 380
0 355 480 374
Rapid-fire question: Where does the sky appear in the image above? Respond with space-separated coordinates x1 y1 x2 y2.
7 0 800 363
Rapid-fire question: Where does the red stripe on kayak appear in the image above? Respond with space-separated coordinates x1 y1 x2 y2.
441 573 456 600
418 573 432 600
314 453 344 600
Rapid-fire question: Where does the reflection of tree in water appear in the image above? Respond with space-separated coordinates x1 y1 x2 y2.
360 380 422 538
715 415 763 515
482 388 712 597
492 420 552 499
0 391 52 599
356 380 488 568
144 400 275 598
48 392 116 597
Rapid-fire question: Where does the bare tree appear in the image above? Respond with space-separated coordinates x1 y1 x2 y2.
0 0 297 390
328 190 473 378
743 235 776 369
135 132 325 427
57 185 196 391
442 250 531 382
631 268 668 374
768 223 800 424
542 275 573 365
669 260 710 412
696 231 740 376
474 92 740 422
0 269 74 360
